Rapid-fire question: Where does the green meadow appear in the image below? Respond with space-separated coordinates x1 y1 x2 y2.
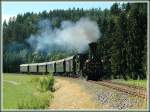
3 73 54 109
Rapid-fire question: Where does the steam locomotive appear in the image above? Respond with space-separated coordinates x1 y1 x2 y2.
20 42 104 80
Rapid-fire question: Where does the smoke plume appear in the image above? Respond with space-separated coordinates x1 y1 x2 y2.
27 17 101 53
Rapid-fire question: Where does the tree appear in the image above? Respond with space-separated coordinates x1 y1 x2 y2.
3 3 147 80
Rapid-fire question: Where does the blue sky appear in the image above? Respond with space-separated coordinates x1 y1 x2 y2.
2 1 116 22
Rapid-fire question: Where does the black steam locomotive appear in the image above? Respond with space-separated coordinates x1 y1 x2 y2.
20 42 104 80
84 42 103 80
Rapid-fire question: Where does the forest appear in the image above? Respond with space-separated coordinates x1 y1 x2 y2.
3 3 147 80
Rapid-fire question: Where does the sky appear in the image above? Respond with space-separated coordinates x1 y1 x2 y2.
2 1 116 22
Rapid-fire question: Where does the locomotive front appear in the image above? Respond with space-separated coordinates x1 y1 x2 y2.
85 42 103 80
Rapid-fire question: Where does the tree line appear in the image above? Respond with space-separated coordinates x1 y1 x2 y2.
3 3 147 79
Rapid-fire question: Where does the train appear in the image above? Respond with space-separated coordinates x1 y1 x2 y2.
20 42 104 80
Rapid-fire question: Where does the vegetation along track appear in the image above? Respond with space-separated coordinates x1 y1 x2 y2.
105 80 146 90
89 80 147 100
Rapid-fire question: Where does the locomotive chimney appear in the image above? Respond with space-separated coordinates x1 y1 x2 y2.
89 42 97 59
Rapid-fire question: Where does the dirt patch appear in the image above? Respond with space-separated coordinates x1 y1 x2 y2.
49 77 104 109
49 77 147 110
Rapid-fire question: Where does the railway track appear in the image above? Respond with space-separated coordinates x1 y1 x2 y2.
89 80 147 100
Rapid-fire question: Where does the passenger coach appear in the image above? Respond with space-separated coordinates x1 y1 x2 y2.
20 55 81 77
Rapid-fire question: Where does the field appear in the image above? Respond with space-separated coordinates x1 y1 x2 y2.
3 73 53 109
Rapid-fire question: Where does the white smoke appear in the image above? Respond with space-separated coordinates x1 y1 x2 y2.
27 17 101 53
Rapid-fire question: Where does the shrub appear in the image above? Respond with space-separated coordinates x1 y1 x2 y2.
17 75 55 109
37 75 54 92
17 92 53 109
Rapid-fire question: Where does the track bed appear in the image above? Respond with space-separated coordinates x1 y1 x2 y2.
50 76 147 110
90 80 147 99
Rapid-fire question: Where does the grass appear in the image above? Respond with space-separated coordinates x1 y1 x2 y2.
111 79 147 88
37 75 54 92
17 91 53 109
3 73 54 109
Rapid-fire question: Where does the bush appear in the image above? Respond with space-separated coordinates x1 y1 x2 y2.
18 92 53 109
37 75 54 92
17 75 55 109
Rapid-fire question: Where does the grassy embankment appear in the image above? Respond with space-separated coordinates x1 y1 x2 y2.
111 79 147 88
3 73 54 109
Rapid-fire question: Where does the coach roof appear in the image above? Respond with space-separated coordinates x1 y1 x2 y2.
64 55 74 61
46 61 55 64
55 59 65 63
20 64 29 66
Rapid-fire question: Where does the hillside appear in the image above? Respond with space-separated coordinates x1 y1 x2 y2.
3 3 147 80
